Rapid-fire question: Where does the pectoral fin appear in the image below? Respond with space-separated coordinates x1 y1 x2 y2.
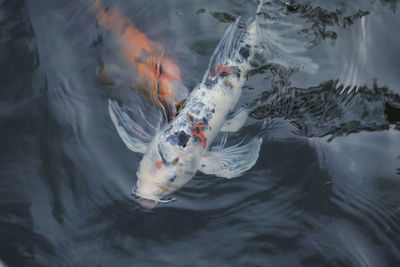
199 137 263 178
220 107 249 132
108 99 153 154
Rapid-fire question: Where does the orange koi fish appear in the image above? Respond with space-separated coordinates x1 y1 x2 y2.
91 0 182 111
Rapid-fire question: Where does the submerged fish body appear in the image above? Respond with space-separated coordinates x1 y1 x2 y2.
109 17 263 208
162 20 254 152
108 1 318 208
92 0 185 111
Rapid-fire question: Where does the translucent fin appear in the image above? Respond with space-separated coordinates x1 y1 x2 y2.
202 17 246 82
199 137 263 178
220 106 250 132
108 99 152 154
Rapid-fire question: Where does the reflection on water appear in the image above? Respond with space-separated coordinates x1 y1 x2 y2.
250 79 400 139
282 1 370 48
1 0 400 266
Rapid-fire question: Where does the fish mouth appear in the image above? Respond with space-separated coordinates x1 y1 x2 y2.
131 186 176 208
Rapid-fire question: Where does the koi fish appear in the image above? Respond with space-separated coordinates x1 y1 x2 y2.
109 16 263 208
108 1 318 208
92 0 186 114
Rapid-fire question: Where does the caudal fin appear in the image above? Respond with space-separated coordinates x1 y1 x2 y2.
202 17 248 84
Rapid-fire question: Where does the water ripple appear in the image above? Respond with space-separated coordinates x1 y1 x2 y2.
2 0 400 266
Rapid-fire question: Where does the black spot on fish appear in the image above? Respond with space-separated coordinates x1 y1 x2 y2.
196 102 204 108
202 117 208 125
205 77 218 88
159 64 163 75
171 157 179 165
168 173 177 183
166 131 190 147
219 71 229 78
239 45 250 59
231 67 241 78
158 144 170 166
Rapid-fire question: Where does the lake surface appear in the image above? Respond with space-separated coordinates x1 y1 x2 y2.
1 0 400 266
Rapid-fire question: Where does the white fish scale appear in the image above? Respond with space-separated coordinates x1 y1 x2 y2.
162 60 248 150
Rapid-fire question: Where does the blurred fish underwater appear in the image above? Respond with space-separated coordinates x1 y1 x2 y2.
1 0 400 266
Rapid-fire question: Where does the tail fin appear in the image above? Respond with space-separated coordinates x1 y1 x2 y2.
203 1 318 79
202 17 247 84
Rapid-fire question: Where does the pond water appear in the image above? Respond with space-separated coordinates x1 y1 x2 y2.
1 0 400 266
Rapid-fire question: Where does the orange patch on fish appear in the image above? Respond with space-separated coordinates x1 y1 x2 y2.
215 65 233 76
155 160 163 169
176 101 185 111
91 0 181 108
191 123 207 149
224 80 233 88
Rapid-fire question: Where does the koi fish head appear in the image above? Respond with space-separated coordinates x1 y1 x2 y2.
133 138 199 208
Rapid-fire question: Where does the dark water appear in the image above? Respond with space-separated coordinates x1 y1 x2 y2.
1 0 400 266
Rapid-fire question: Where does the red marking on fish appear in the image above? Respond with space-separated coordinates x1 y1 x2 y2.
224 80 233 88
155 160 163 169
191 123 207 149
214 65 233 76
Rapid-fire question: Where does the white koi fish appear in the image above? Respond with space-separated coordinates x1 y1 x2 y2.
108 2 317 208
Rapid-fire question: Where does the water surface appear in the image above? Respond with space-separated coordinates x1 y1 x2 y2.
1 0 400 266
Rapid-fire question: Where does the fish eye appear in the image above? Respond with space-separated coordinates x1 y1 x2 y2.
168 173 177 183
